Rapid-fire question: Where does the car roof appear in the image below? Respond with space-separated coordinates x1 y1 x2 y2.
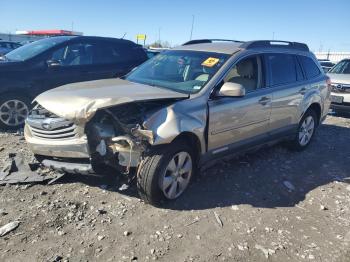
73 36 139 45
33 35 139 46
174 42 243 54
173 39 310 55
0 41 18 43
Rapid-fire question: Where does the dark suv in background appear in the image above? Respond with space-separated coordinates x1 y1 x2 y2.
0 36 148 129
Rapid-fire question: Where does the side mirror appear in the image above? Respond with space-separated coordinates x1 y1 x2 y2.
217 82 246 97
47 60 61 68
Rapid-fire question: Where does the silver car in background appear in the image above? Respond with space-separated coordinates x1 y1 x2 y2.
327 59 350 113
25 39 331 206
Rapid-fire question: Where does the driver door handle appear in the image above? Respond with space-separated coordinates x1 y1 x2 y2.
258 96 271 105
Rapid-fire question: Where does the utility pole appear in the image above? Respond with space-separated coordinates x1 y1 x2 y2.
272 32 275 40
71 22 74 32
190 15 195 40
158 27 161 46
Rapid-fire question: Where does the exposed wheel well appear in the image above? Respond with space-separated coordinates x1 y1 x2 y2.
307 103 321 125
172 132 202 164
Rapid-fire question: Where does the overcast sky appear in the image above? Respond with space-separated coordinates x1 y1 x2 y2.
1 0 350 51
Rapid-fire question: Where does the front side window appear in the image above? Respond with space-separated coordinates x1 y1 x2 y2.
223 56 262 92
5 36 74 61
328 60 350 74
268 54 297 86
126 50 229 94
299 56 321 78
50 43 93 66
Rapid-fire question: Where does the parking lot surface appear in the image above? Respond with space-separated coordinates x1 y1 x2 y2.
0 115 349 262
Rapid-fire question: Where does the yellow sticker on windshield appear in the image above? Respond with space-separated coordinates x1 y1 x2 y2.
201 57 220 67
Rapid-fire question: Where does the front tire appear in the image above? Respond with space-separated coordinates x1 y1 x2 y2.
0 93 31 130
290 109 317 151
137 142 195 206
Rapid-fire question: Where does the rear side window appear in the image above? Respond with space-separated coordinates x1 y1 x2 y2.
299 56 321 79
93 42 123 64
93 42 147 64
267 54 297 86
295 57 304 81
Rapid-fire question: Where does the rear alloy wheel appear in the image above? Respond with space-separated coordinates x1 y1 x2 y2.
298 115 315 146
290 109 317 150
0 96 30 129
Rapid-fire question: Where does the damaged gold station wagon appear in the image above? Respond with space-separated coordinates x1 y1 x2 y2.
25 39 331 205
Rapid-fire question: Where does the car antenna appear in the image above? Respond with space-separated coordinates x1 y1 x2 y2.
121 32 127 39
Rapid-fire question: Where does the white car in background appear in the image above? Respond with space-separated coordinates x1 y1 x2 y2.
328 59 350 113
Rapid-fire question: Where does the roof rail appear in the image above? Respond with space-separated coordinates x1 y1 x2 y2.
182 39 244 46
240 40 309 51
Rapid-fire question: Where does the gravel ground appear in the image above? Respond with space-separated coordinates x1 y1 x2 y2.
0 115 349 262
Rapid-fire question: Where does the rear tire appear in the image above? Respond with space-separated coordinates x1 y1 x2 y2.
0 93 31 130
137 142 195 206
289 109 317 151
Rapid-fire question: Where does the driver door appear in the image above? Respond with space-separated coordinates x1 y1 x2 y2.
43 41 95 91
207 55 272 154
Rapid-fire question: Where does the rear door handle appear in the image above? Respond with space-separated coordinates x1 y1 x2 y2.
299 87 307 94
258 96 271 105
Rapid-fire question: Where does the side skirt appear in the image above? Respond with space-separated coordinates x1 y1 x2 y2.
199 124 298 167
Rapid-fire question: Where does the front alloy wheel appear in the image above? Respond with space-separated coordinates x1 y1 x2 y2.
0 99 29 128
137 141 196 206
160 151 193 200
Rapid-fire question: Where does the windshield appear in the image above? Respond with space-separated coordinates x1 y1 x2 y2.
329 60 350 74
126 50 229 94
5 36 75 61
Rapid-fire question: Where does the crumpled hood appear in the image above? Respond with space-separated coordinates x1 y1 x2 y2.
35 78 189 123
327 73 350 85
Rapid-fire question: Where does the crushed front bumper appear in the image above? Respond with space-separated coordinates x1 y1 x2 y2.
25 132 90 159
41 159 93 174
25 124 144 174
25 124 93 173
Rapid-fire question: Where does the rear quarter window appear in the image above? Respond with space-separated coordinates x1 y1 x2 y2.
299 56 321 79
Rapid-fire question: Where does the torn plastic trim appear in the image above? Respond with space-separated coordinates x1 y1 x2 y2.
131 124 154 144
110 136 141 173
86 115 150 174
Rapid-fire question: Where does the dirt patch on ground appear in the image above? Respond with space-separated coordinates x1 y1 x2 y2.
0 115 349 262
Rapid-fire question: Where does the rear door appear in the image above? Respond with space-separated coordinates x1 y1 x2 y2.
266 53 306 134
207 55 272 153
73 41 148 81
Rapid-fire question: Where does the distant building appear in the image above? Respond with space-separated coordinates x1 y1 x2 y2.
15 29 83 37
0 29 83 43
0 32 41 43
